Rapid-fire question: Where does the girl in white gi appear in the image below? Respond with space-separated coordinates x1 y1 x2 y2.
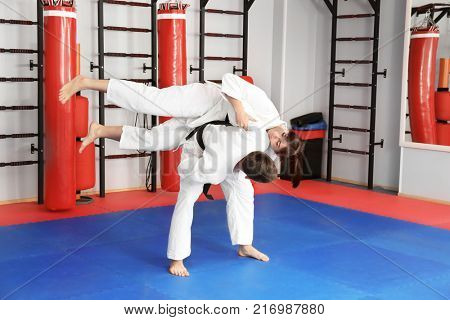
59 73 303 167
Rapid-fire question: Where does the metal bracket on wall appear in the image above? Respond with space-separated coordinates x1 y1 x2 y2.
90 61 103 72
333 68 346 78
376 68 387 78
29 59 40 71
142 63 153 73
30 143 41 154
189 65 202 74
329 134 343 144
373 139 384 148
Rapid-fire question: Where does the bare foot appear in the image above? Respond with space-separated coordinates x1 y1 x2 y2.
238 245 269 262
168 260 190 277
59 75 85 104
79 122 103 153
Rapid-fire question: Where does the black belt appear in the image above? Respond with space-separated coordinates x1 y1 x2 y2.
185 117 231 200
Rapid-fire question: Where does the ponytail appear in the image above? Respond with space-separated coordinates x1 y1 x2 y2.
279 138 304 188
278 130 302 157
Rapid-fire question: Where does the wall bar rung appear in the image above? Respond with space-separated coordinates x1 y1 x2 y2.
205 9 244 15
0 48 38 54
337 13 375 19
0 133 38 139
204 33 243 38
0 77 38 82
104 26 151 33
0 19 36 25
332 148 369 155
103 0 152 7
0 161 38 168
0 105 38 111
334 104 371 110
333 126 371 133
336 37 374 41
205 56 243 61
335 59 373 64
335 82 372 87
104 104 120 109
105 52 151 58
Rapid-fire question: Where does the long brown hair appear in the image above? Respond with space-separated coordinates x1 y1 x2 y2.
278 130 302 157
278 131 304 188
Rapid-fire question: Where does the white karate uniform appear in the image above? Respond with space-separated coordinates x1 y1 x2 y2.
167 125 268 260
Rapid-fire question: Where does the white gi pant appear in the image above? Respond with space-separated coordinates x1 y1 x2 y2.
167 139 254 261
106 79 226 121
119 117 189 152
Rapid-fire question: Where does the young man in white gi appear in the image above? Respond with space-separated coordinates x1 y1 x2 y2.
166 124 278 276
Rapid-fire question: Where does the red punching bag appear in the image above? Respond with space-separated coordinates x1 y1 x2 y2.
74 96 96 191
436 92 450 121
74 95 88 138
437 123 450 146
157 3 188 192
76 142 96 190
408 28 439 144
43 6 77 210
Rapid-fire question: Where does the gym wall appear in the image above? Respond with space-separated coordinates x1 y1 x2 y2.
0 0 275 202
272 0 408 190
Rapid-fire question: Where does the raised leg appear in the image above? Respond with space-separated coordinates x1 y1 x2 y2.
106 79 222 117
119 118 189 152
59 75 109 104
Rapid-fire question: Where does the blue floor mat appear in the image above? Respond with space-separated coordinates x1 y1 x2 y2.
1 193 449 300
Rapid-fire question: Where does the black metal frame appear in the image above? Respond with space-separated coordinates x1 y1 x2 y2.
411 3 450 24
190 0 256 82
323 0 385 190
0 1 44 203
37 1 44 204
93 0 157 197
